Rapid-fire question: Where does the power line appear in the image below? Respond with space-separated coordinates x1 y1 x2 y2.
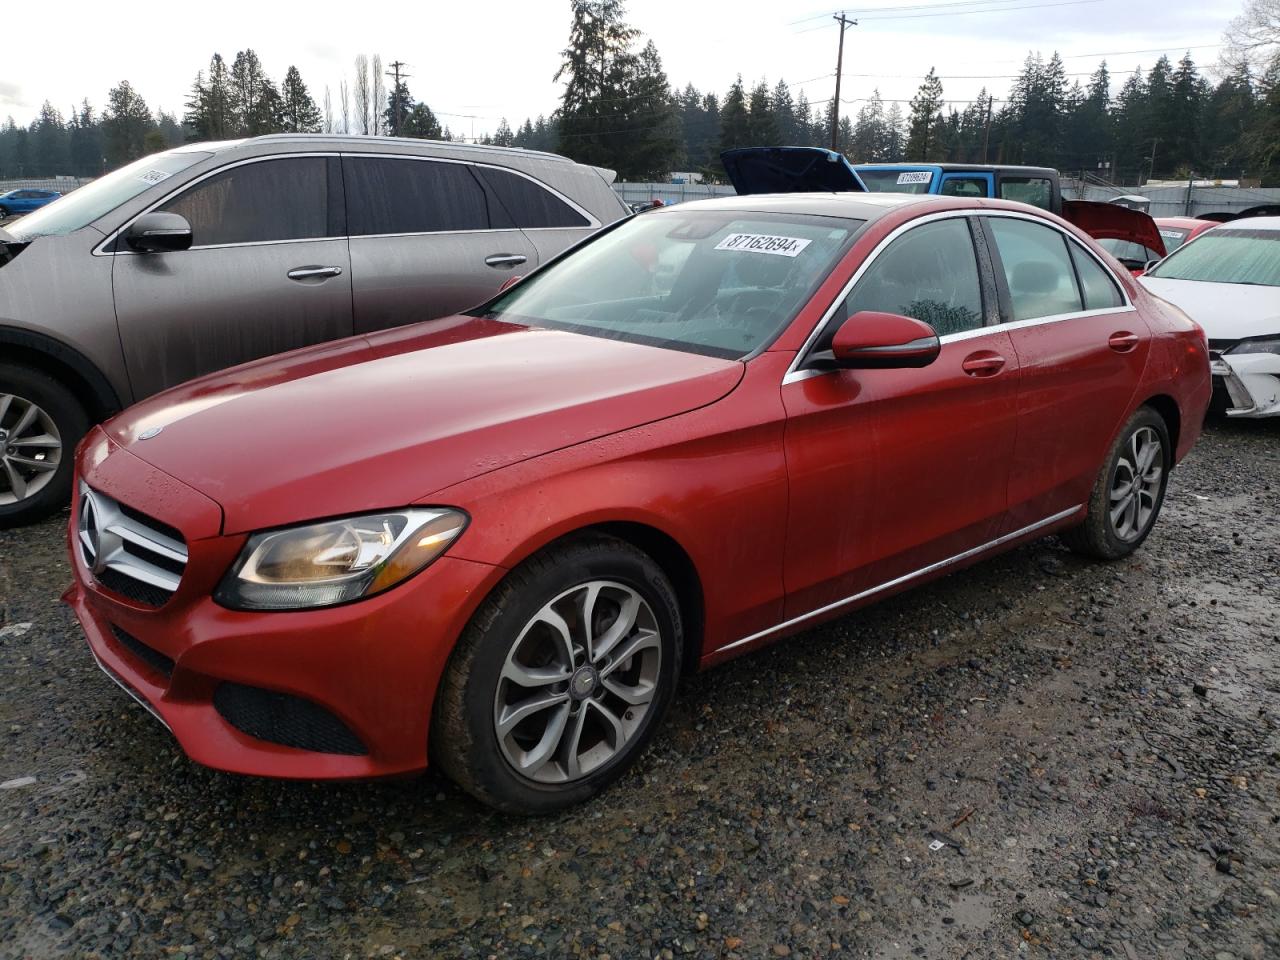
788 0 1067 26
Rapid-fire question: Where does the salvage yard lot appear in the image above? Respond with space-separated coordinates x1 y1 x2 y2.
1 417 1277 960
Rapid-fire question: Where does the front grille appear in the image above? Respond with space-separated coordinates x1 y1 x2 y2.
110 625 174 678
78 485 187 608
213 683 367 756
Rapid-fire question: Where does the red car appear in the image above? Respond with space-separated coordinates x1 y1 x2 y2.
65 193 1211 812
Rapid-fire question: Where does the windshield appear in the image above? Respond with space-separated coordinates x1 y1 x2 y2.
1146 228 1280 287
855 169 935 194
7 151 209 239
1157 227 1192 252
473 210 863 359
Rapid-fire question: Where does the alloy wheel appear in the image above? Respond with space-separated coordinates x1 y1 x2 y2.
0 393 62 506
493 580 663 784
1109 425 1162 542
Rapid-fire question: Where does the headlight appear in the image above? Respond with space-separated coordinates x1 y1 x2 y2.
215 508 467 610
1226 336 1280 356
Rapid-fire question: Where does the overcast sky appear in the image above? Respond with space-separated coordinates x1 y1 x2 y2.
0 0 1244 137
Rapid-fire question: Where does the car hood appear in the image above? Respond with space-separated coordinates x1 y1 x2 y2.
106 316 744 535
1139 277 1280 340
720 147 867 195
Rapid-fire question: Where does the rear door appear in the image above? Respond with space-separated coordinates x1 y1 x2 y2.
342 155 540 333
980 213 1148 530
939 172 993 199
111 155 353 399
781 214 1019 619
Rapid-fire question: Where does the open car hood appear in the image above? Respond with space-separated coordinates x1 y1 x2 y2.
721 147 867 195
1062 200 1165 257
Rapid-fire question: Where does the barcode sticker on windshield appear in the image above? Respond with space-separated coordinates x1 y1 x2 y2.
1158 229 1183 240
138 169 172 186
897 171 932 184
715 233 812 257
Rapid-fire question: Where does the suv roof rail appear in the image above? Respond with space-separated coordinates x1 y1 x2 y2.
241 133 574 164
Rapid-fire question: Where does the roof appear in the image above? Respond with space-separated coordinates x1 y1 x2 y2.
1154 216 1216 229
647 191 946 221
238 133 573 164
854 162 1059 177
1212 216 1280 232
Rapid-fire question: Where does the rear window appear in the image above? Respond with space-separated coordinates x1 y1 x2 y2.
474 167 590 229
1146 229 1280 286
344 157 490 235
998 177 1053 210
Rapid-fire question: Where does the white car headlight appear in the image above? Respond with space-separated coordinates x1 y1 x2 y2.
1226 336 1280 356
215 508 468 610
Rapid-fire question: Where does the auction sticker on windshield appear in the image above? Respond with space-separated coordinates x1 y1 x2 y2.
715 233 812 257
137 169 173 186
897 171 932 185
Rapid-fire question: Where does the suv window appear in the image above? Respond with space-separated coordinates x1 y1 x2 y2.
988 217 1083 320
998 177 1053 210
1068 243 1124 310
940 176 988 198
841 217 984 337
160 157 330 247
474 167 590 229
344 157 490 236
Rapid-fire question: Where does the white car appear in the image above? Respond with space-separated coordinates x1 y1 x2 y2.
1140 217 1280 418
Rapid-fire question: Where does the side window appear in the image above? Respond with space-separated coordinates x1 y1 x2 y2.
940 177 988 198
841 218 984 337
473 167 590 229
160 157 329 247
987 217 1084 321
998 177 1053 210
344 157 490 236
1068 243 1124 310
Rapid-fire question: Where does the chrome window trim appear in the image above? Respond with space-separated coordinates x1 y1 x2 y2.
780 208 1134 386
714 504 1083 655
95 150 599 256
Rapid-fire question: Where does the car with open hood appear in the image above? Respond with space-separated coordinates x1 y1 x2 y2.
66 190 1210 813
0 135 628 528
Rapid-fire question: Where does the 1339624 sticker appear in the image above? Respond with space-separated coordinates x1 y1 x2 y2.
715 232 812 257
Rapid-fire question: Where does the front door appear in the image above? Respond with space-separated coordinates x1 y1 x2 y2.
342 155 540 333
111 155 353 400
781 215 1019 620
980 214 1150 528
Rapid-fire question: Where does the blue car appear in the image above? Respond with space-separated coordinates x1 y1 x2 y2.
0 188 62 219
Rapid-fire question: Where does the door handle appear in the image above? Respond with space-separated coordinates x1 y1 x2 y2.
484 254 528 269
287 265 343 281
961 352 1006 377
1108 331 1140 353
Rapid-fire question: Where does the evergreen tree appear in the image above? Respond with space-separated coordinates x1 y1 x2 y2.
793 89 816 147
229 49 281 136
747 80 779 145
717 76 751 160
852 89 887 160
772 79 797 144
885 102 905 160
906 68 944 160
31 101 68 175
624 40 679 179
69 100 102 176
185 54 235 140
402 102 442 139
1167 53 1205 173
555 0 640 169
492 118 515 146
281 66 322 133
1112 68 1150 183
101 81 153 166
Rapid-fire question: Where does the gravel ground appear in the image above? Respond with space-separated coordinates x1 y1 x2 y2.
1 416 1277 960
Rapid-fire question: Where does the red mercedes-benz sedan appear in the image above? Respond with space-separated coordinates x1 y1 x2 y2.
65 193 1211 812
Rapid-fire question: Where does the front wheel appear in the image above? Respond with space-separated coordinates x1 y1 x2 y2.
0 364 90 528
432 535 682 814
1062 406 1170 560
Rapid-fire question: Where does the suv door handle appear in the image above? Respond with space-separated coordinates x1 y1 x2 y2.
485 254 528 269
287 265 343 281
961 351 1006 377
1108 331 1140 352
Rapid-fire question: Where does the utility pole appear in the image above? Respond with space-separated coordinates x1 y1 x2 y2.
981 94 993 163
385 60 411 136
830 13 856 151
1146 137 1158 186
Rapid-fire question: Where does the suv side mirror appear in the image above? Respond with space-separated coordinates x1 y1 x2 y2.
124 212 193 253
829 310 941 369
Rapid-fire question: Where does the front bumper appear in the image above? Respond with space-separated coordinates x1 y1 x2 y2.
1210 352 1280 418
65 434 502 780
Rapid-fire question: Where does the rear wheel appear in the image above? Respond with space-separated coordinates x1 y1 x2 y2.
0 364 89 528
432 535 681 814
1062 406 1170 560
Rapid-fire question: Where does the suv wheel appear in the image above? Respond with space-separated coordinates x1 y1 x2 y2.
433 535 682 814
0 364 90 528
1062 406 1170 560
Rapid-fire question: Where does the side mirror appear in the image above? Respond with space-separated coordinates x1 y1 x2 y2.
830 311 940 369
124 212 192 253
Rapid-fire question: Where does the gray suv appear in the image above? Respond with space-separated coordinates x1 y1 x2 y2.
0 135 629 526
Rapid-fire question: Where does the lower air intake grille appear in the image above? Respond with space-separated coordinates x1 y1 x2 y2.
213 683 367 756
110 625 175 678
78 485 187 608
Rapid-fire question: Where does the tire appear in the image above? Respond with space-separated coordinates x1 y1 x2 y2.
0 206 9 219
0 364 90 528
432 534 682 814
1062 406 1170 561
